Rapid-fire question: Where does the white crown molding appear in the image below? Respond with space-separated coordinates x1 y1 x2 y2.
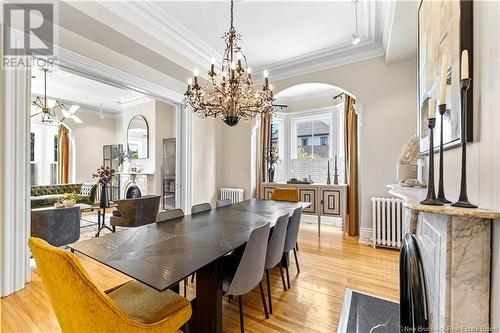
256 41 385 83
99 1 221 68
98 0 388 83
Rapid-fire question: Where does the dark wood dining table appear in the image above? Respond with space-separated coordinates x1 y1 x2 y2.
68 199 309 333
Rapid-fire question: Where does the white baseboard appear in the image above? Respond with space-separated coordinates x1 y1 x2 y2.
359 227 374 246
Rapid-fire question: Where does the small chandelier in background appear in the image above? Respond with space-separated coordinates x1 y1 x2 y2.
184 0 274 126
31 68 82 124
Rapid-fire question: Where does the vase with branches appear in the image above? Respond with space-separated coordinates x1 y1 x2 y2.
265 143 279 183
112 147 129 173
93 166 115 208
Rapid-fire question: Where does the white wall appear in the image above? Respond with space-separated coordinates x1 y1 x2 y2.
66 110 122 183
429 1 500 327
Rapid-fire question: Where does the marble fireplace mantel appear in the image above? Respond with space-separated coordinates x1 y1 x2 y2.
387 184 499 332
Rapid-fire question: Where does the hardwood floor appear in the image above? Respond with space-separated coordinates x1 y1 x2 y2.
0 223 399 333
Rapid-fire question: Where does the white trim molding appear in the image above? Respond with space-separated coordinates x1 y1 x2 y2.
99 1 221 68
100 0 390 83
1 41 32 296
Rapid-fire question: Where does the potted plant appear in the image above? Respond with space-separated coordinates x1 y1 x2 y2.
93 166 115 208
59 192 78 208
112 147 129 173
265 143 280 183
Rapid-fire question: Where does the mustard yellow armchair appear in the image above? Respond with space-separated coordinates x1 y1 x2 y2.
271 188 299 202
28 237 192 333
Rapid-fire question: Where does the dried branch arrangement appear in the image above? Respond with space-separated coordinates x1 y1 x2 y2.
398 135 420 165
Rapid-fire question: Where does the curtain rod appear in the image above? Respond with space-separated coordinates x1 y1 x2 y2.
333 92 345 100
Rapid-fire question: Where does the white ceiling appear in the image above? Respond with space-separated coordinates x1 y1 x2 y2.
31 67 150 114
154 1 368 70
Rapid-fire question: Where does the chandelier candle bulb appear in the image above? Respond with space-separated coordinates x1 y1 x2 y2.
461 50 469 80
439 54 448 105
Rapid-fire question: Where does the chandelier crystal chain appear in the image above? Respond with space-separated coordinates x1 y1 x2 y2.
184 0 274 126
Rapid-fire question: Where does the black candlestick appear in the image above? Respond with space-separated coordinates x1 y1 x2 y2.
437 104 451 203
333 155 339 185
452 78 477 208
421 118 443 206
326 160 331 185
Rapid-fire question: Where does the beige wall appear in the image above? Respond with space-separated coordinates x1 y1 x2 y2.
217 56 417 233
429 1 500 327
154 101 177 195
220 121 254 200
121 99 177 195
191 117 224 207
67 110 122 183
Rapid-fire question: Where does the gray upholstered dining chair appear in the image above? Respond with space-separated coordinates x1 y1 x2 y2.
155 208 190 298
264 213 289 314
221 223 270 333
216 199 232 208
191 202 212 214
110 195 161 230
156 208 185 223
283 207 303 289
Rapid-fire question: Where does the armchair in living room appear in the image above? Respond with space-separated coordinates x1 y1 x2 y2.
110 195 161 229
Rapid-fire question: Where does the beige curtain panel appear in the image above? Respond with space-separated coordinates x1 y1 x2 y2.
256 113 272 198
57 125 70 184
344 95 359 236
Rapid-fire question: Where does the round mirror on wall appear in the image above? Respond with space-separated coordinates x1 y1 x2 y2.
127 115 149 159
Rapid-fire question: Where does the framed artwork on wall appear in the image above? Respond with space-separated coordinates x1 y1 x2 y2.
418 0 473 154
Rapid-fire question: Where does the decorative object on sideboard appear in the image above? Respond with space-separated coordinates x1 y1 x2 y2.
333 155 339 185
326 160 331 185
420 99 443 206
93 166 115 208
265 142 279 183
452 50 477 208
418 0 473 153
397 135 420 183
437 54 452 203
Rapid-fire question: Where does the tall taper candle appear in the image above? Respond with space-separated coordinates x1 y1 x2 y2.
428 98 436 119
461 50 469 80
439 54 448 105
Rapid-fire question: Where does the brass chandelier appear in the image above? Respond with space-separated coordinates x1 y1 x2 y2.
184 0 274 126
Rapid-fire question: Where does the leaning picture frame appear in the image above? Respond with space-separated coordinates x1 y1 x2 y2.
417 0 473 154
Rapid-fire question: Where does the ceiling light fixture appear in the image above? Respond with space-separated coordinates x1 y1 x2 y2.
31 68 82 124
351 0 361 45
184 0 274 126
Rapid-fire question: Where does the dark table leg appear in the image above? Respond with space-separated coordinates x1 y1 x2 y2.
189 261 222 333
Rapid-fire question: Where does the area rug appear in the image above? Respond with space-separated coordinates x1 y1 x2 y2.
80 214 110 228
79 224 126 241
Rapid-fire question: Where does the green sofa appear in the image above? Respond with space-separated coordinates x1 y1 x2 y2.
31 183 97 208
